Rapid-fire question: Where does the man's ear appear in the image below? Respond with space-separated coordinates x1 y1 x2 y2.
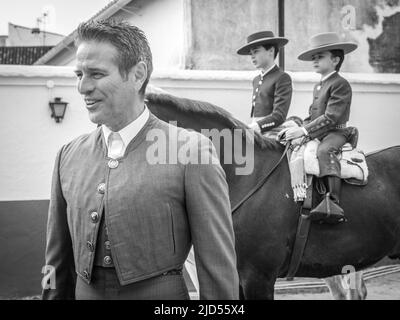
130 61 147 91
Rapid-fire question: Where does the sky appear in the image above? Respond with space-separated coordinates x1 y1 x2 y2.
0 0 113 36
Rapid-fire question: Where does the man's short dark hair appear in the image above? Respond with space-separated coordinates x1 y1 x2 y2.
330 49 345 72
75 19 153 97
262 44 279 59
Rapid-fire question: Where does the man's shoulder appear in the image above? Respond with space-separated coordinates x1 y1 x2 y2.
60 127 101 156
149 115 218 166
151 115 207 139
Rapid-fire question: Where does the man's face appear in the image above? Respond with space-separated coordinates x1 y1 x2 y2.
311 51 338 75
74 41 137 130
250 45 274 69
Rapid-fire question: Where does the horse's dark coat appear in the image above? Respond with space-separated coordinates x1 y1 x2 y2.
146 92 400 299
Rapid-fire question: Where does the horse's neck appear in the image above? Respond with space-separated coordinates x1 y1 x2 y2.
222 144 287 211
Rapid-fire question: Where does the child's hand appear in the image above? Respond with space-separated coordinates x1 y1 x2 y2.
284 127 305 140
248 122 261 133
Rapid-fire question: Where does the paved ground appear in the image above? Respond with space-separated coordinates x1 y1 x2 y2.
7 268 400 300
275 272 400 300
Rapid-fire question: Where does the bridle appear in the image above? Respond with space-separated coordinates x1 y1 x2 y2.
232 143 290 213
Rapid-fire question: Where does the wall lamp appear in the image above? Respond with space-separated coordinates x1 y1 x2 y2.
49 97 68 123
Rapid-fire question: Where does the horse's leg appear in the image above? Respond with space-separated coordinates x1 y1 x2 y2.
325 275 347 299
241 273 276 300
351 272 367 300
325 271 367 300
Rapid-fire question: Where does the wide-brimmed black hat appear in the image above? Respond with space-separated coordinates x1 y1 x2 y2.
237 31 288 55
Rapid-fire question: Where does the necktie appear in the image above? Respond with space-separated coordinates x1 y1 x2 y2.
108 132 124 159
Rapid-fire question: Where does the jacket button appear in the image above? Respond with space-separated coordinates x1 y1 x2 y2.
104 240 111 250
90 211 99 223
97 183 106 194
108 159 119 169
83 269 90 280
104 256 112 265
86 241 94 252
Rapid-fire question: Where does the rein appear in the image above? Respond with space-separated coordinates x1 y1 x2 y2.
232 143 290 213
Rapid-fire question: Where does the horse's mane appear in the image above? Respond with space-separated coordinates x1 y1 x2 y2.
146 92 280 150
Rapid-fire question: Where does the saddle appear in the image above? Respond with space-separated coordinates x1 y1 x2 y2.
304 141 368 185
288 127 368 202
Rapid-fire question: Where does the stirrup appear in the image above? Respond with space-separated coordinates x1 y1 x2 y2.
308 192 346 224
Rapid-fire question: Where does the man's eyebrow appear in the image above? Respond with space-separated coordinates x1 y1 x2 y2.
74 67 107 73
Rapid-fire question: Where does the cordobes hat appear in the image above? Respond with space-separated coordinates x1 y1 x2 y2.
237 31 288 55
298 32 358 61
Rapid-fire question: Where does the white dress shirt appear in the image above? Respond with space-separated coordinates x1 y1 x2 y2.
102 106 150 156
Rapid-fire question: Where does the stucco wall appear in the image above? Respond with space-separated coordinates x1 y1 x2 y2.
0 65 399 201
189 0 400 73
188 0 278 70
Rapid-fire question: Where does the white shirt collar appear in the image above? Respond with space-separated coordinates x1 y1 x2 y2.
321 71 337 82
102 105 150 149
261 64 277 78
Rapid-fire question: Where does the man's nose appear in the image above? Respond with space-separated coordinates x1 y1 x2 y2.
78 75 95 94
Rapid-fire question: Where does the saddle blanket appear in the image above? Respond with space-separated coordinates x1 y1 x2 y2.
304 140 369 184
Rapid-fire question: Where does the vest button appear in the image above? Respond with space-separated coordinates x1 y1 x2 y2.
104 240 111 250
97 183 106 194
90 211 99 223
108 159 119 169
86 241 94 252
104 255 112 265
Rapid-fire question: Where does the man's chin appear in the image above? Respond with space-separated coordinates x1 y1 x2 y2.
88 112 104 126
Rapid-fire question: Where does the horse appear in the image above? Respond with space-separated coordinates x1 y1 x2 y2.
145 92 400 300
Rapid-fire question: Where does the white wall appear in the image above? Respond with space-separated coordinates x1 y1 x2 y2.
121 0 185 71
1 65 399 201
7 23 64 47
0 65 95 201
50 0 185 71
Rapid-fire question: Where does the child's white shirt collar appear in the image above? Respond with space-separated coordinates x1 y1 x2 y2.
321 71 337 82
